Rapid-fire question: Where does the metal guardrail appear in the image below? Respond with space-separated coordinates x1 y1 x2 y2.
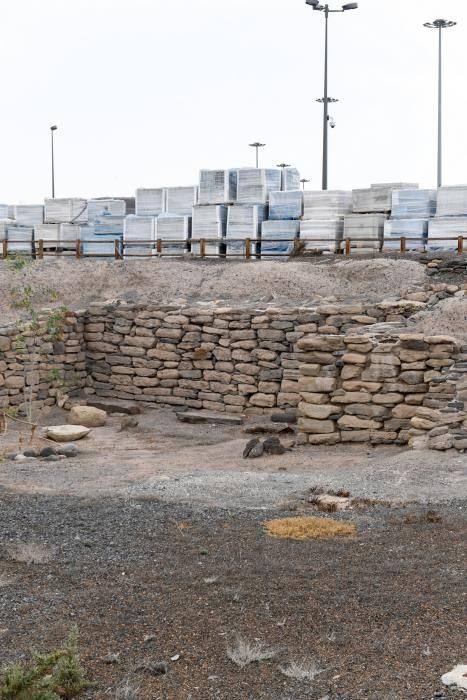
1 236 466 260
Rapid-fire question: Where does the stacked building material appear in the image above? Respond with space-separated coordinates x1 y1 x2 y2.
0 204 9 219
436 185 467 217
300 219 344 253
93 215 125 236
123 215 155 258
391 189 437 219
198 170 237 205
81 224 121 257
44 198 88 224
344 213 388 252
165 186 198 215
6 226 34 254
59 224 83 251
303 191 352 220
261 220 300 258
191 205 227 255
135 189 165 217
384 219 428 250
352 183 418 214
428 217 467 250
269 191 303 220
226 205 266 256
236 169 282 204
34 224 60 250
281 168 301 192
87 199 126 221
13 205 44 227
156 215 191 255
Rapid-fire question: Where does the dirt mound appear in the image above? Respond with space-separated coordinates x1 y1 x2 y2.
409 297 467 343
0 257 426 325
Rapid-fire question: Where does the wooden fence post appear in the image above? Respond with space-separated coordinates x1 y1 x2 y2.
200 239 205 258
156 239 162 255
76 240 81 259
114 240 121 260
400 237 406 254
2 240 8 259
37 239 44 260
245 238 251 259
458 236 464 255
345 238 351 256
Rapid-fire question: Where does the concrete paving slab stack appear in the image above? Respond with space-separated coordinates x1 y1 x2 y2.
14 205 44 227
226 204 266 257
87 199 126 221
236 168 282 205
261 220 301 258
0 204 9 219
269 191 303 221
300 191 352 253
281 167 301 191
34 224 60 250
198 170 238 205
135 188 165 217
191 204 227 256
164 186 198 216
429 185 467 250
44 198 88 224
123 215 156 258
156 214 191 255
384 189 436 250
6 226 34 255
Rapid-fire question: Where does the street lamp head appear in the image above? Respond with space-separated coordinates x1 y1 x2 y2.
249 142 265 148
342 2 358 10
424 19 457 29
50 125 58 131
277 163 291 169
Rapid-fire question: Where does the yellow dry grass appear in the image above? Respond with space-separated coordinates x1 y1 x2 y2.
263 516 356 541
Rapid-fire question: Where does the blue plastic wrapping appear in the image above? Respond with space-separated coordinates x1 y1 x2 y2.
391 190 437 219
261 220 299 258
80 224 122 257
384 219 428 250
436 186 467 217
269 191 303 220
236 169 282 204
428 217 467 250
6 226 34 254
303 190 352 219
0 205 8 219
198 170 237 205
226 205 266 256
353 184 418 213
87 199 126 221
191 205 227 255
300 219 344 253
94 215 125 236
281 168 300 192
156 214 191 255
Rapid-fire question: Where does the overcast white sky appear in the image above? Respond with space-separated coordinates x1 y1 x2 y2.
1 0 466 203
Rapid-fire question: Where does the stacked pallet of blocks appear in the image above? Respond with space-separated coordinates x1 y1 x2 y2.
429 186 467 250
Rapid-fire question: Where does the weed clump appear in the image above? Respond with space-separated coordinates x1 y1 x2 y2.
264 516 356 541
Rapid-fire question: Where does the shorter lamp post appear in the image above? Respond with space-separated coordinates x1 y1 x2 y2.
50 125 58 198
249 142 266 168
300 178 310 190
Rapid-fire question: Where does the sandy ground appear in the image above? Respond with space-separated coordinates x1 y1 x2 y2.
0 257 428 325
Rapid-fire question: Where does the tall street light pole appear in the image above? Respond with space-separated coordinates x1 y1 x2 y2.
305 1 358 190
50 125 58 198
249 142 266 168
424 19 456 188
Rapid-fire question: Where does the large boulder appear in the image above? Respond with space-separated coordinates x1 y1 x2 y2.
46 425 91 442
68 405 107 428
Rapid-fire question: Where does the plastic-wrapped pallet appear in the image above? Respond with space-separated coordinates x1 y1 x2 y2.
87 199 126 221
156 215 191 255
14 205 44 227
383 219 428 250
281 168 301 192
6 226 34 255
352 184 418 214
191 205 227 255
135 189 165 217
0 204 10 219
269 191 303 220
59 224 82 250
94 215 124 236
34 224 60 249
344 213 388 252
123 215 155 258
198 170 237 205
165 186 198 215
261 220 300 258
80 224 122 257
236 169 282 204
435 186 467 217
226 205 266 256
8 206 15 220
428 217 467 250
44 198 88 224
0 220 14 243
391 189 437 219
300 219 344 253
303 191 352 220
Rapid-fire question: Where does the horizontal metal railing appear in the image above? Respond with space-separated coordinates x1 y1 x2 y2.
1 235 466 260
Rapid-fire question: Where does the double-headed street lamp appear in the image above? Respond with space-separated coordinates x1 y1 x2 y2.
300 178 310 190
305 1 358 190
50 125 58 198
249 142 266 168
424 19 456 188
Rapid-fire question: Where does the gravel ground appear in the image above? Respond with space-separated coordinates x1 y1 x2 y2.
0 257 428 325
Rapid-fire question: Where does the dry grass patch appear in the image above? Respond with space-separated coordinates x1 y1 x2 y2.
263 516 356 541
6 542 54 564
227 637 277 668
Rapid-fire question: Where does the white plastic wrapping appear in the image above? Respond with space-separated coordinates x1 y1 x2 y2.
6 226 34 254
303 190 352 220
281 167 301 192
269 191 303 220
123 215 156 258
428 217 467 250
87 199 126 221
383 219 428 250
198 170 237 205
34 224 60 249
261 220 300 258
300 219 344 253
156 214 191 255
0 219 14 243
80 225 121 257
0 205 9 219
226 205 266 256
94 216 125 236
236 169 282 204
391 189 437 219
352 184 418 214
191 205 227 255
13 205 44 227
135 189 165 217
164 186 198 215
344 213 388 251
59 224 82 250
44 198 88 224
436 186 467 217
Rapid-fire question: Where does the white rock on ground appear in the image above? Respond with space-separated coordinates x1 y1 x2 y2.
68 405 107 428
46 425 91 442
441 665 467 690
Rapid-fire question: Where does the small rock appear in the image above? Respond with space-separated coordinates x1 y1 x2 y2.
40 446 57 457
44 455 61 462
68 405 107 428
56 444 80 458
119 416 139 432
263 436 286 456
102 653 120 665
23 449 39 458
441 664 467 690
136 661 168 676
271 412 297 424
243 439 260 459
14 454 29 462
248 442 264 459
143 634 156 643
46 425 91 442
170 654 180 662
5 453 17 460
